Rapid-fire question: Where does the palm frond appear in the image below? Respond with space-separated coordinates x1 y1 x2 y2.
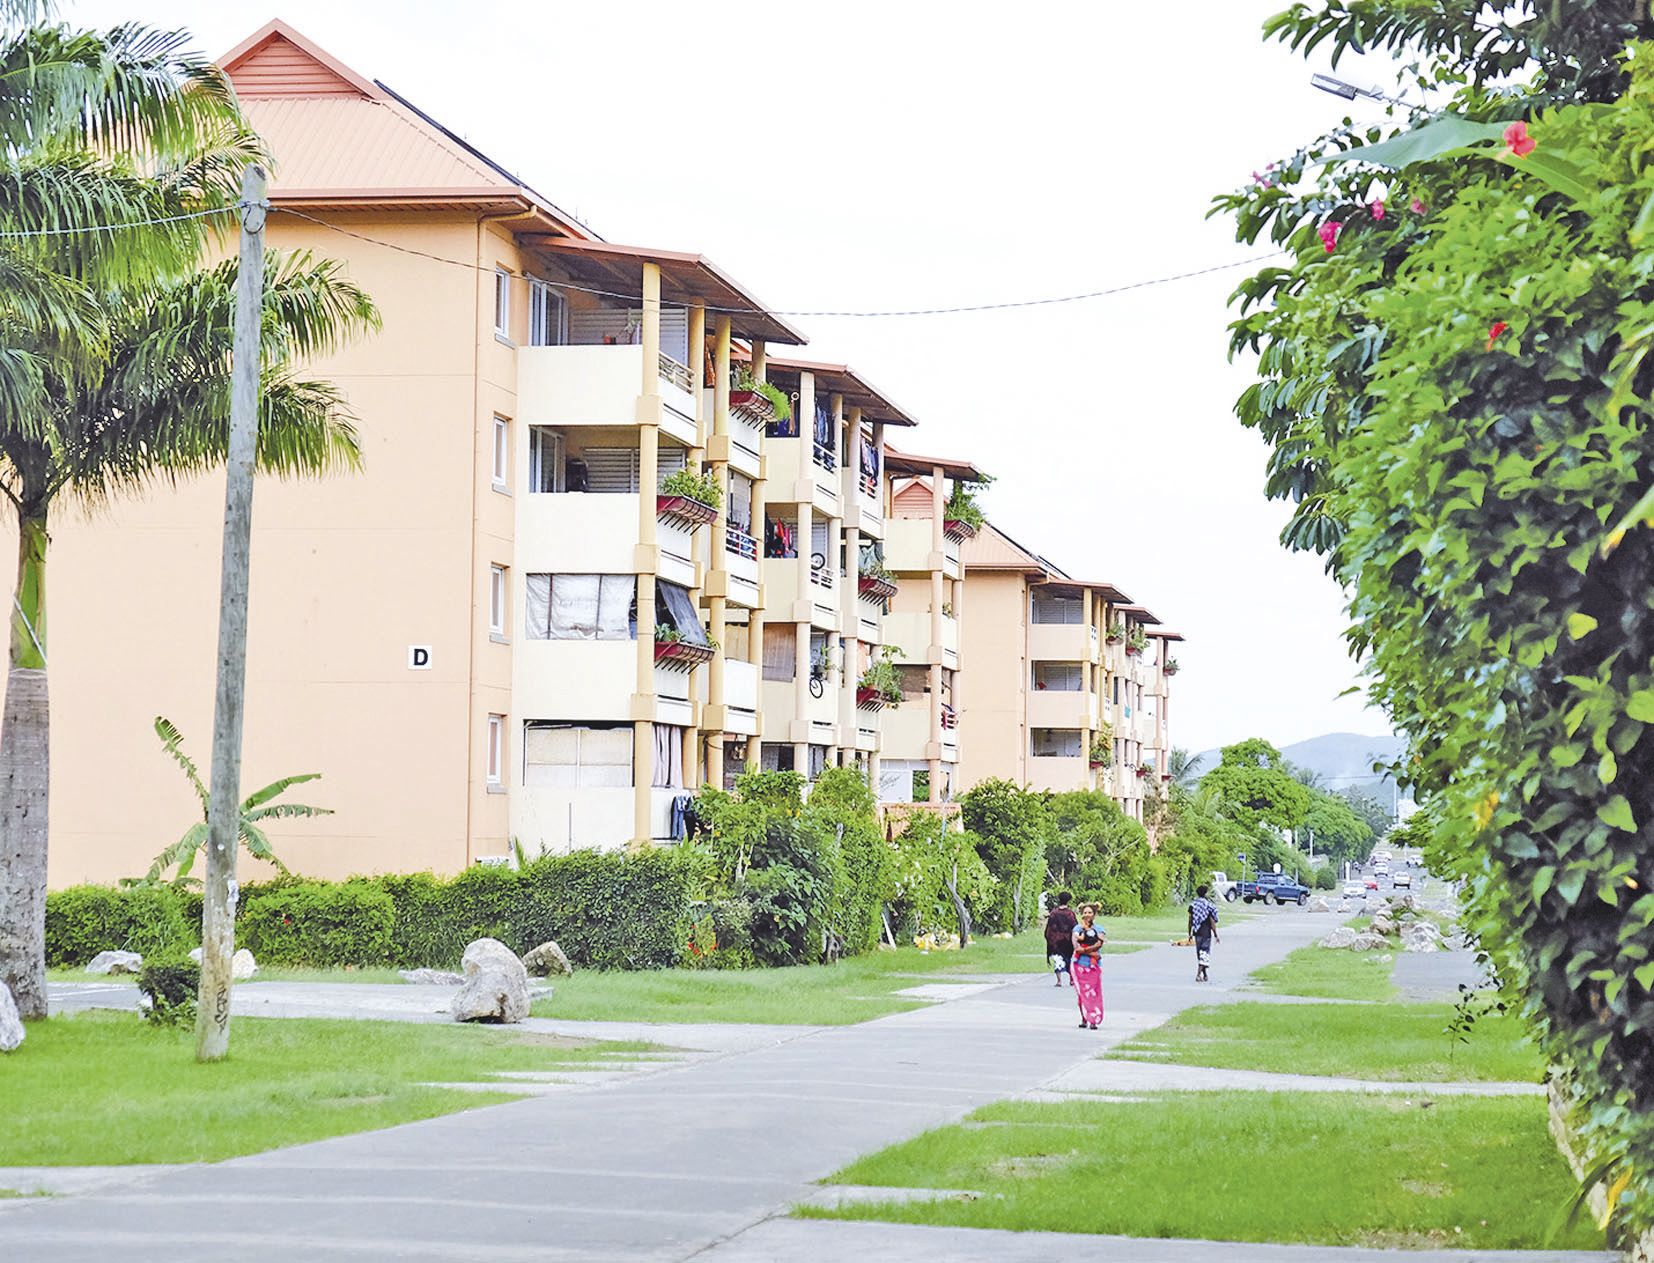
152 714 208 809
144 820 208 883
243 802 333 823
240 771 322 811
236 822 290 874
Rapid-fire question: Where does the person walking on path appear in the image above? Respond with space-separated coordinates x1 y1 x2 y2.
1188 885 1220 983
1044 891 1078 987
1071 903 1106 1028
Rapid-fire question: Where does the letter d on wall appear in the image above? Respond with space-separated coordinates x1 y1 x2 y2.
408 645 432 670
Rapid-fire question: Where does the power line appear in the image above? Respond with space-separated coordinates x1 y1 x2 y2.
272 206 1285 320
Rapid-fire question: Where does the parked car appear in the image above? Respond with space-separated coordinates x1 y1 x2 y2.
1364 876 1380 890
1342 882 1365 898
1235 873 1310 905
1210 871 1238 901
1392 871 1413 889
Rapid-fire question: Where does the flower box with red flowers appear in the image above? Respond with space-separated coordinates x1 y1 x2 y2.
654 640 714 671
943 518 978 543
656 493 718 528
855 685 887 711
858 573 899 602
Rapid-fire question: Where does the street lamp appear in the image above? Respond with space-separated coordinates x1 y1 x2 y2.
1311 73 1411 108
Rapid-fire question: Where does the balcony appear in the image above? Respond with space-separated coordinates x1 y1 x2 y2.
765 435 841 513
518 345 696 445
812 440 836 473
1027 755 1089 794
513 638 636 722
511 785 684 852
1028 687 1094 731
725 524 758 561
516 492 638 573
1028 621 1092 665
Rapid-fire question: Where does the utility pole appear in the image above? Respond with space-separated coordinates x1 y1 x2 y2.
196 165 267 1062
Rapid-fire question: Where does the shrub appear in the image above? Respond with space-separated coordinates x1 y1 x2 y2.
137 957 199 1028
45 883 195 967
239 881 395 967
959 779 1051 932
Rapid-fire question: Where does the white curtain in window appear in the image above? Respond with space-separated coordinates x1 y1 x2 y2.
581 726 633 787
597 575 634 640
652 724 684 789
525 574 551 639
549 574 600 639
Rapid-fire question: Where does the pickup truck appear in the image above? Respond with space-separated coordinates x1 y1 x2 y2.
1233 873 1311 905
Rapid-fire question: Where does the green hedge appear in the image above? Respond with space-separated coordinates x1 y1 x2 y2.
239 880 395 967
45 884 195 967
44 847 701 972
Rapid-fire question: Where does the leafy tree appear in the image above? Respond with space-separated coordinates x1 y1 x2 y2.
1198 739 1312 835
1045 790 1153 916
886 811 995 944
143 716 331 886
1300 793 1372 864
1338 786 1394 839
1218 3 1654 1236
958 778 1050 932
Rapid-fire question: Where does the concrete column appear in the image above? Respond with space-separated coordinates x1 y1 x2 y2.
746 340 768 771
688 301 706 459
706 316 732 789
795 500 813 774
928 466 945 807
634 277 661 842
640 262 661 396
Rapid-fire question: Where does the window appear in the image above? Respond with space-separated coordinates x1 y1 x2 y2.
486 714 505 785
524 574 636 640
655 447 687 490
897 665 930 701
1031 728 1083 758
1032 593 1083 624
652 723 685 789
493 269 512 339
1033 662 1083 692
489 565 508 637
528 279 568 347
528 427 562 493
655 580 708 647
523 723 632 788
762 624 796 682
575 447 641 493
492 415 509 490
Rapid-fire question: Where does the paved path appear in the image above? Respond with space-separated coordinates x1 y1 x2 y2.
3 912 1586 1262
1039 1057 1543 1097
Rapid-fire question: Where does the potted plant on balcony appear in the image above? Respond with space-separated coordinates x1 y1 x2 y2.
1163 657 1180 676
1105 620 1125 645
657 468 722 527
856 646 903 710
857 553 899 603
729 370 792 428
1125 626 1148 657
1088 722 1114 768
654 623 715 670
942 481 986 542
1136 760 1155 779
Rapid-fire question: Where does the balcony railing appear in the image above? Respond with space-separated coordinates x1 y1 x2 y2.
940 704 959 731
810 565 835 590
812 440 836 473
658 353 693 393
726 525 758 560
858 470 878 499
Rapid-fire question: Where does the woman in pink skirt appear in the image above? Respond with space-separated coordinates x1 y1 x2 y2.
1071 903 1106 1029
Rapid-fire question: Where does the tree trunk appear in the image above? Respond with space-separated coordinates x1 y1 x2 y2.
946 859 972 946
0 509 49 1019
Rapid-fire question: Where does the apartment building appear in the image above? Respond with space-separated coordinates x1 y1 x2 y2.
877 451 989 806
956 523 1181 820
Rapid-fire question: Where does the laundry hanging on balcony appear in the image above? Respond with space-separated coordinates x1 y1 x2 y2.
814 402 834 449
765 516 796 559
859 439 879 480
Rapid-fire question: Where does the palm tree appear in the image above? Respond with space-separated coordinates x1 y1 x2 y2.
0 7 378 1018
1167 748 1202 793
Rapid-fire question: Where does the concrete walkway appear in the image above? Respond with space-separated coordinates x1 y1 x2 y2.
0 912 1595 1262
1041 1057 1544 1098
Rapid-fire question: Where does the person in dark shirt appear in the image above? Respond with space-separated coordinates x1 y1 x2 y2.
1188 885 1221 982
1044 891 1078 987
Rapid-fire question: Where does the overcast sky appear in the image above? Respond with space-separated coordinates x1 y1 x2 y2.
79 0 1402 754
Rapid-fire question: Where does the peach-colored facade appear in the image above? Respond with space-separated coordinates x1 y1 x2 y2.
17 21 1182 887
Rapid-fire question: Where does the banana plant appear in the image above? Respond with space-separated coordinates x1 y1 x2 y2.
144 716 331 886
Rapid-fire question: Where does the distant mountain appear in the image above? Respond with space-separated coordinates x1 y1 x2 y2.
1188 732 1405 803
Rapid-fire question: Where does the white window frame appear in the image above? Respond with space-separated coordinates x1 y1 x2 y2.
528 278 568 347
492 415 509 491
493 268 512 340
486 714 505 786
489 564 508 638
528 427 563 493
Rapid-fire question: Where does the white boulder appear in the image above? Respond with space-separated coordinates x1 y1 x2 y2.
521 940 573 977
86 950 142 976
1350 931 1390 951
0 982 23 1052
186 947 257 979
1307 896 1334 913
1319 927 1358 949
451 938 530 1024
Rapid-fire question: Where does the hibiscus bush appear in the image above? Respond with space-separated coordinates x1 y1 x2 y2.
1219 24 1654 1239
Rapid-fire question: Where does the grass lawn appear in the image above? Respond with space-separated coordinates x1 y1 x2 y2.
532 931 1079 1025
0 1009 654 1166
1248 938 1397 1001
803 1093 1602 1251
1109 1002 1541 1083
47 965 411 985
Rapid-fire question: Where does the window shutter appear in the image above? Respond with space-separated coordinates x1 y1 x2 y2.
582 448 640 493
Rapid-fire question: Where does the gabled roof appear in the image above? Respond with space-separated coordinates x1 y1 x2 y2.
883 445 988 480
761 357 917 426
962 521 1055 575
219 21 591 233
